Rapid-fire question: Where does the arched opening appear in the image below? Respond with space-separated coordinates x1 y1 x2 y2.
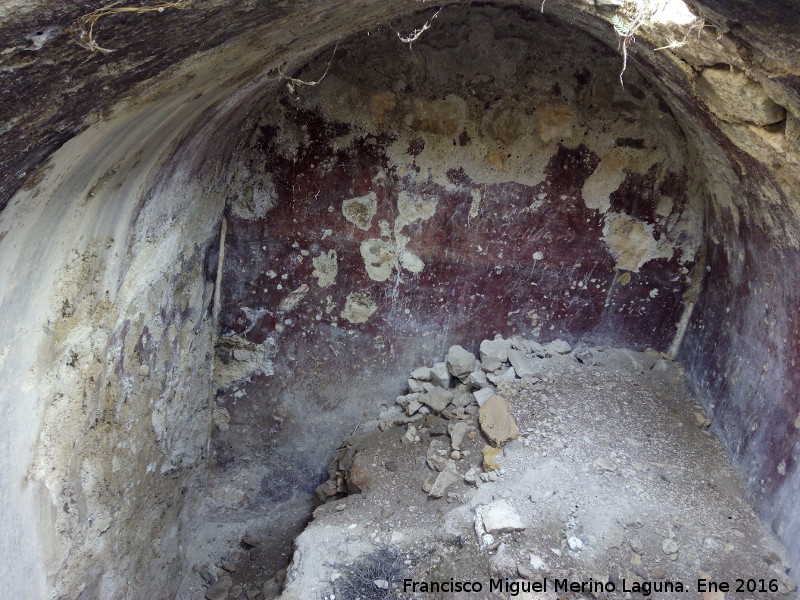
0 1 798 598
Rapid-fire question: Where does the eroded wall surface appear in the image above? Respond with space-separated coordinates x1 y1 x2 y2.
637 7 800 570
676 113 800 571
683 219 800 561
209 6 704 567
0 81 236 599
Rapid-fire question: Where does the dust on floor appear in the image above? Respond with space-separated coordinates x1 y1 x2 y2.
209 339 798 600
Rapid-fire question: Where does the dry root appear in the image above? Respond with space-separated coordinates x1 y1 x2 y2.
396 6 444 46
75 0 192 53
278 43 339 93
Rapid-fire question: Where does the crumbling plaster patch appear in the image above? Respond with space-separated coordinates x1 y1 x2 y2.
407 95 465 137
340 291 377 324
602 212 674 272
342 192 378 230
229 169 277 220
214 335 277 389
360 238 398 282
582 146 666 213
354 191 437 282
396 190 438 232
312 249 338 288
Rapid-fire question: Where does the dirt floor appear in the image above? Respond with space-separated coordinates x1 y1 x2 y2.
207 341 798 600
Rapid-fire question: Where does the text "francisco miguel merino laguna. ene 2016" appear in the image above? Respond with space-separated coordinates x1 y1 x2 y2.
403 577 687 596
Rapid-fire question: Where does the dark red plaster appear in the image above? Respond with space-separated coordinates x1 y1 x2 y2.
212 102 698 512
680 196 800 544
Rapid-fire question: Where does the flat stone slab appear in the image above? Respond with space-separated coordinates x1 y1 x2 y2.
420 387 454 413
480 499 525 533
507 349 542 378
479 395 520 446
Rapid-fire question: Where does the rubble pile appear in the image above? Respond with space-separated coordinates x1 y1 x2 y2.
317 336 651 505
